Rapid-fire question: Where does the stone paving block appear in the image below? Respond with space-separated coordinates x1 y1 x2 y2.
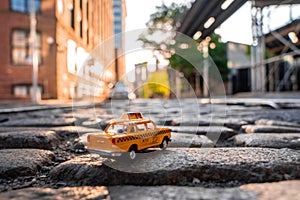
0 117 76 127
0 126 99 137
0 186 110 200
80 119 103 129
241 180 300 200
277 102 300 109
108 180 300 200
241 125 300 133
233 133 300 149
0 127 44 133
0 117 8 123
169 132 214 148
51 126 100 139
0 149 55 179
236 109 300 124
109 185 256 200
169 126 237 139
165 118 248 130
255 119 300 128
0 130 59 150
0 106 52 114
1 181 298 200
49 148 300 186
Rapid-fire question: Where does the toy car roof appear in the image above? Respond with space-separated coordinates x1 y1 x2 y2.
109 112 152 125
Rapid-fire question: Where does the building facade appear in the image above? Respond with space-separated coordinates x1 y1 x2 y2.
226 42 252 94
112 0 126 82
0 0 125 101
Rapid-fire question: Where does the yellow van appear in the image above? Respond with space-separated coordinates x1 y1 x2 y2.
86 112 171 160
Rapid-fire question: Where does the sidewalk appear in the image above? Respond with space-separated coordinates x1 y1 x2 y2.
0 99 96 114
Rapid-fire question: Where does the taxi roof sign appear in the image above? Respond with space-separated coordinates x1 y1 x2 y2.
120 112 144 120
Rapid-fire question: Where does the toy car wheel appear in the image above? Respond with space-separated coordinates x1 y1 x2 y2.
129 147 137 160
160 138 168 150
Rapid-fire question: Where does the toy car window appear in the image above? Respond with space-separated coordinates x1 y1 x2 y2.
130 126 136 133
147 122 155 130
107 124 128 134
123 125 128 132
136 124 146 131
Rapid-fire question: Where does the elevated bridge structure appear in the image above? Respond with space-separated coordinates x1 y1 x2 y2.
178 0 300 93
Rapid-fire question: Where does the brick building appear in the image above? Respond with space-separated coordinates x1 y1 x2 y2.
112 0 126 81
0 0 125 101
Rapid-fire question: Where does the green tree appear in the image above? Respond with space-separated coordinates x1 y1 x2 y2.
139 2 229 83
138 2 194 75
208 34 229 81
168 49 197 76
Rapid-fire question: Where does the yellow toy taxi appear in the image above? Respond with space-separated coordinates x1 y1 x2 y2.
86 112 171 160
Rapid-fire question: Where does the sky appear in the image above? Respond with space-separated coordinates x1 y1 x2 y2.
124 0 300 74
124 0 252 74
125 0 253 44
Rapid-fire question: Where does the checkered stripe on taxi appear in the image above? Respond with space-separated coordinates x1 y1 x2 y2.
116 136 137 143
116 129 170 143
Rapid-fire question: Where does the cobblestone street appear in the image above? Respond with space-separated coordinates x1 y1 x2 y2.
0 93 300 199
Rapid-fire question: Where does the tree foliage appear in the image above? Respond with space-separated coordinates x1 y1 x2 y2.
208 34 229 81
169 54 195 76
139 2 229 82
138 2 194 74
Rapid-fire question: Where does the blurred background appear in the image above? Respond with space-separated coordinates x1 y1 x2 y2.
0 0 299 103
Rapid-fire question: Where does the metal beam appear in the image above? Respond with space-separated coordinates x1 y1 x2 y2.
178 0 248 39
178 0 300 39
201 0 248 39
182 0 223 37
253 0 300 7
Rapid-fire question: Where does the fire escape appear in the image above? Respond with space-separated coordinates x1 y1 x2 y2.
251 0 300 92
178 0 300 95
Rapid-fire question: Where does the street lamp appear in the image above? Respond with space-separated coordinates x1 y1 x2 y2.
30 0 39 103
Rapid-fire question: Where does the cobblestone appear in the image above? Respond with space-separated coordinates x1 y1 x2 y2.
169 132 214 147
0 149 55 179
169 126 237 139
0 96 299 199
0 186 109 200
49 148 300 185
233 133 300 149
0 118 76 127
241 125 300 133
0 130 59 149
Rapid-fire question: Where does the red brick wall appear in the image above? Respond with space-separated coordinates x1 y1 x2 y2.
0 0 120 100
0 0 57 100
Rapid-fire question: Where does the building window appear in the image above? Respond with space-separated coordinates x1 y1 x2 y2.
70 0 75 29
86 0 89 44
114 12 121 17
80 20 83 38
13 85 27 97
11 29 42 65
67 40 77 74
57 0 64 15
10 0 41 13
13 84 43 97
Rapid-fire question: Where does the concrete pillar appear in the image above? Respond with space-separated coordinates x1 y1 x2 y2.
251 3 266 92
203 41 209 97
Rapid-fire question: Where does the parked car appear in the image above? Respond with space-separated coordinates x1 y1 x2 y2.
86 112 171 160
108 82 136 100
